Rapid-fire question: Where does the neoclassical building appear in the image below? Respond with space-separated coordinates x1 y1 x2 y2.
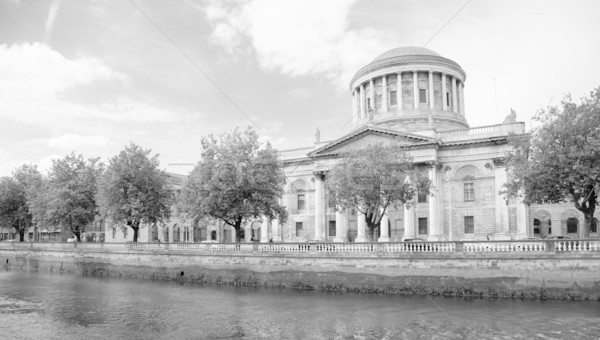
276 46 599 243
105 46 598 243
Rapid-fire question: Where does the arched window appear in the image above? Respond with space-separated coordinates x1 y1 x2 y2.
533 219 541 235
151 225 158 241
567 218 578 234
173 225 180 242
210 230 217 241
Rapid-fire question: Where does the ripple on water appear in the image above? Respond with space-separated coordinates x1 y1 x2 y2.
0 272 599 339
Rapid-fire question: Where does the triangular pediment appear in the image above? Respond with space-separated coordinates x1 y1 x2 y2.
308 125 438 158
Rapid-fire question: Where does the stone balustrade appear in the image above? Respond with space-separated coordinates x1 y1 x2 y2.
2 239 600 255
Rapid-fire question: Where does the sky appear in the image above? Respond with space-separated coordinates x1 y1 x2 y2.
1 0 599 177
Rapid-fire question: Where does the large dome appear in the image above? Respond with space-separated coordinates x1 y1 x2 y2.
372 47 442 62
349 46 468 132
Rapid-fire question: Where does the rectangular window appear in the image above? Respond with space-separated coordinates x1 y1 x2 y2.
418 218 428 235
419 89 427 103
446 92 450 106
464 183 475 201
112 227 116 239
464 216 475 234
389 91 397 105
329 221 336 237
296 222 303 237
417 190 428 203
297 194 306 210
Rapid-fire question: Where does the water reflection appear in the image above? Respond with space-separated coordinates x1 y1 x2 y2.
0 271 599 339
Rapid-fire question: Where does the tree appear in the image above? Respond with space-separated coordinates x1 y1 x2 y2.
178 127 287 242
98 143 171 242
504 87 600 238
326 143 431 241
0 165 42 241
28 154 102 242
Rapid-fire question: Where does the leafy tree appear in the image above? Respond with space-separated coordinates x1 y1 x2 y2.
504 87 600 238
0 165 42 241
326 143 431 241
98 143 171 242
178 127 287 242
29 154 102 242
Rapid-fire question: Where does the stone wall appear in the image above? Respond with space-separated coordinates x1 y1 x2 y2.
2 247 599 300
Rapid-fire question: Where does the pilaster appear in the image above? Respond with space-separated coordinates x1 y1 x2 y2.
313 171 326 241
403 202 415 240
427 162 442 241
493 158 510 237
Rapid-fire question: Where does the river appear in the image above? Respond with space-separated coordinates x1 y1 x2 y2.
0 271 598 339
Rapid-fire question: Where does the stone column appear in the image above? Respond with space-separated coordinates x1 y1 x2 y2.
428 163 441 241
369 79 375 112
360 84 365 119
272 218 279 242
459 82 465 116
356 210 367 242
413 71 419 109
244 224 252 242
352 90 357 125
494 158 509 237
516 196 528 239
441 73 447 111
397 73 403 110
378 208 390 242
261 218 269 242
403 203 415 240
428 71 434 110
452 77 458 113
382 76 388 113
334 208 348 242
314 171 325 241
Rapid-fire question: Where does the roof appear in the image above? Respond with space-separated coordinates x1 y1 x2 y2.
372 47 442 62
307 125 438 158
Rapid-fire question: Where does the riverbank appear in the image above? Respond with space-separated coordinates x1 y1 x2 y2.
2 243 600 301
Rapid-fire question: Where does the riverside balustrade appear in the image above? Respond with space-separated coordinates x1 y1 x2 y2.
1 239 600 255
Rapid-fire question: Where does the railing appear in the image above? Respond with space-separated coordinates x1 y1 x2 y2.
2 239 600 255
437 122 525 142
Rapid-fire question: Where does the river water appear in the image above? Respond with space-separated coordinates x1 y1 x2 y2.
0 271 598 339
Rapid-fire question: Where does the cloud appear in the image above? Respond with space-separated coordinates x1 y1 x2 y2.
34 134 110 150
201 0 395 89
0 42 179 125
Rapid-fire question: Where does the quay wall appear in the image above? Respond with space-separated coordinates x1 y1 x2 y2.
1 242 600 300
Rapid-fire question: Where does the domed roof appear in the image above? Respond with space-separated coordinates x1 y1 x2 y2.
372 46 442 62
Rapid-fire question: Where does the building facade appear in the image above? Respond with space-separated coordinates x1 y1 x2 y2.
101 47 598 243
277 47 599 243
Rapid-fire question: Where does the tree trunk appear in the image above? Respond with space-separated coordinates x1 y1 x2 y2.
574 188 596 239
128 220 140 242
234 219 242 243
